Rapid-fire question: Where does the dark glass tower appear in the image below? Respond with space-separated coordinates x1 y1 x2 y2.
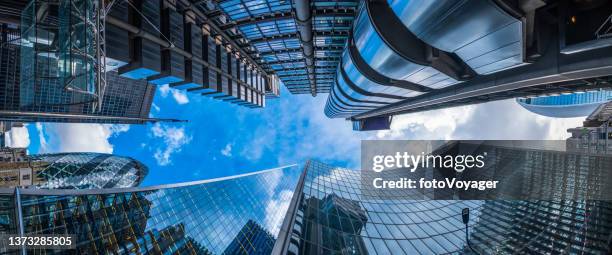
223 219 276 255
273 160 612 254
275 160 483 254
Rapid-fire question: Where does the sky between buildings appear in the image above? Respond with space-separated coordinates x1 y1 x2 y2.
4 85 584 186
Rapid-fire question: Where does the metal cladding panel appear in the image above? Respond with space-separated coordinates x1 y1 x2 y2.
241 65 247 83
246 88 252 103
230 57 238 79
105 2 129 66
240 85 246 101
105 24 130 64
149 9 185 85
118 0 161 79
220 50 230 95
168 10 185 80
388 0 526 75
141 0 160 35
352 6 458 89
207 38 218 92
184 24 204 86
247 69 253 89
108 1 128 21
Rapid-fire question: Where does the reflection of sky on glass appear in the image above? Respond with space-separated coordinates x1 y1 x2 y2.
140 165 298 253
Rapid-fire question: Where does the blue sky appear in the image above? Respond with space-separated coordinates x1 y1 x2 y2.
6 84 584 187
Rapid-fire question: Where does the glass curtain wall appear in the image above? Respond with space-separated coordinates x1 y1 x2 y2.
0 165 300 254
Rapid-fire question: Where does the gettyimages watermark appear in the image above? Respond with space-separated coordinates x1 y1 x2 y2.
360 140 612 200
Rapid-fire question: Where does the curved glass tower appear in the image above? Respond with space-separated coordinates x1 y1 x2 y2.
517 91 612 118
0 152 148 189
30 153 149 189
0 165 299 254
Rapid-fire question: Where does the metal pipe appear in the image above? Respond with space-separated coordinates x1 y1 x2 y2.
294 0 316 96
0 111 187 123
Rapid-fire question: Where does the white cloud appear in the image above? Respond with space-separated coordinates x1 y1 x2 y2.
264 189 293 236
150 123 192 166
35 123 48 152
221 143 232 157
158 84 190 105
36 123 130 153
151 103 161 112
159 84 170 97
240 97 586 169
171 89 190 104
377 100 583 140
5 125 30 148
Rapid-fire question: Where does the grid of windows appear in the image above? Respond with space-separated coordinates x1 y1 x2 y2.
282 160 612 254
285 160 483 254
217 0 358 94
0 165 300 254
29 153 148 189
0 27 157 124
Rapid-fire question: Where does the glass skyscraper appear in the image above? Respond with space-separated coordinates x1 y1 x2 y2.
0 160 610 254
0 165 299 254
275 160 484 254
0 149 148 189
274 160 612 254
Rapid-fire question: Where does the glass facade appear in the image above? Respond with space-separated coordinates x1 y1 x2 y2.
517 91 612 118
0 165 300 254
276 160 612 254
0 21 156 124
470 200 612 254
31 153 148 189
218 0 358 95
0 152 148 189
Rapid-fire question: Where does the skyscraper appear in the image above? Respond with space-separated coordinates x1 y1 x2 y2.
0 22 166 124
567 100 612 154
0 165 299 254
273 160 612 254
0 148 148 189
322 0 612 131
223 219 276 255
0 158 609 254
274 160 484 254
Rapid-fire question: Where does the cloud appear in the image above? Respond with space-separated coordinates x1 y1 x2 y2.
151 103 161 112
5 125 30 148
221 143 232 157
264 189 293 236
150 123 192 166
376 100 582 140
35 123 130 153
171 89 190 104
159 84 170 97
35 123 48 152
158 84 190 105
239 96 585 169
